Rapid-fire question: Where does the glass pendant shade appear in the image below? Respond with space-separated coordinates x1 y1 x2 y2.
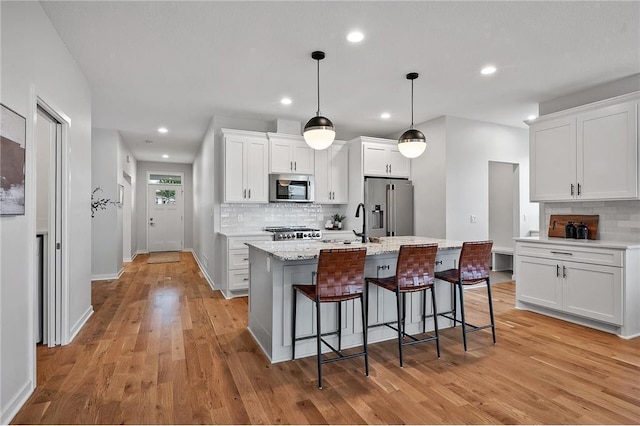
304 51 335 150
303 115 335 150
398 72 427 158
398 128 427 158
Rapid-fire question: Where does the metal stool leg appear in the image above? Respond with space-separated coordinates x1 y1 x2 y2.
452 283 458 327
291 287 297 360
360 294 369 376
431 285 441 358
316 298 323 389
396 288 404 367
486 278 496 344
337 300 342 351
422 288 427 334
458 282 468 351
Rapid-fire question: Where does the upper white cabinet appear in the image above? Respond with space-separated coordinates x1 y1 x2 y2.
529 95 639 202
268 133 314 175
222 129 269 203
362 140 410 178
314 141 348 204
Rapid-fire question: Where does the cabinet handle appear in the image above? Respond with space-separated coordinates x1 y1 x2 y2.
562 265 567 278
389 164 392 174
385 164 389 173
435 260 443 265
243 278 249 281
248 189 251 199
243 189 247 198
243 257 249 261
290 161 293 171
556 264 560 277
332 191 335 200
577 183 581 196
551 251 573 256
570 184 574 196
294 161 297 171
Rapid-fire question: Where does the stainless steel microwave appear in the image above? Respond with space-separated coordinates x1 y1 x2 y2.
269 174 315 203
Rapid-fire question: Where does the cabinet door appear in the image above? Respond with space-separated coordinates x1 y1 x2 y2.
578 101 638 200
245 139 269 202
270 140 293 173
363 143 390 176
292 142 314 174
224 138 246 202
530 117 577 201
515 256 563 310
330 144 349 203
313 148 331 203
562 262 622 325
389 146 411 178
229 270 250 290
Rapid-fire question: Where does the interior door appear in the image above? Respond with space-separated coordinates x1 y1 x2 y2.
148 184 183 252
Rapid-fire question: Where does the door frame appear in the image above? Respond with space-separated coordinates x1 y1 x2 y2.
145 171 184 252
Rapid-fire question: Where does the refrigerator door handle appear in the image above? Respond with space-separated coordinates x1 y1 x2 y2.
387 184 396 236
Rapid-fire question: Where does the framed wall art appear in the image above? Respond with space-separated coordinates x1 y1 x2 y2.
0 103 26 215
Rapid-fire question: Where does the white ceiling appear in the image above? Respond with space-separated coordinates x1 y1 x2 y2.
41 1 640 164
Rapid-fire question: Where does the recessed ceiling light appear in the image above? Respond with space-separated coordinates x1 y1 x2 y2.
158 127 168 133
281 97 292 105
162 154 169 159
481 66 497 75
347 31 364 43
527 115 538 121
380 112 391 119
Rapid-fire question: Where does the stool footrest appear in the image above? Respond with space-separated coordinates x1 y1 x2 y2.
368 321 438 346
293 329 340 345
320 338 366 364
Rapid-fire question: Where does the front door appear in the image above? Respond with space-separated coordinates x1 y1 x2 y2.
148 184 183 252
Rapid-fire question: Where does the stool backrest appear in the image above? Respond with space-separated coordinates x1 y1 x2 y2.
316 247 367 299
459 241 493 282
395 244 438 290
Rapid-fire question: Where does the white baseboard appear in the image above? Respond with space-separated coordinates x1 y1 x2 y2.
0 379 34 425
190 249 217 292
91 273 120 281
67 305 93 344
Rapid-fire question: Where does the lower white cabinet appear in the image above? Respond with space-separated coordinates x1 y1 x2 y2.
515 239 639 337
222 234 272 297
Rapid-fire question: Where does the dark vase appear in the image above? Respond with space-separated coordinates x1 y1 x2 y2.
576 222 588 239
564 221 576 239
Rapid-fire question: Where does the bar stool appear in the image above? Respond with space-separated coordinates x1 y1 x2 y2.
365 244 440 367
291 247 368 389
436 240 496 351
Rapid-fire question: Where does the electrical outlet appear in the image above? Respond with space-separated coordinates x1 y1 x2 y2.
470 214 477 223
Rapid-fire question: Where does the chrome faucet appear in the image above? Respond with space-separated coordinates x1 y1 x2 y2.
353 203 367 243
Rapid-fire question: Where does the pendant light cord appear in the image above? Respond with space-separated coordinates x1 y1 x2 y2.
316 58 321 116
410 78 414 129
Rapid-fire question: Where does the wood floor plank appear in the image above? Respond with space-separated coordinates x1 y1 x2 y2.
11 252 640 424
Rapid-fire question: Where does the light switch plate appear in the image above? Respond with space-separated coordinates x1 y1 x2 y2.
470 214 477 223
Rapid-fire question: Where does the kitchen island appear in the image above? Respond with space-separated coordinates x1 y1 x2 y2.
246 236 464 363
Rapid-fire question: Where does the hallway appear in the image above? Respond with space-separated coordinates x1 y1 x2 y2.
12 253 640 424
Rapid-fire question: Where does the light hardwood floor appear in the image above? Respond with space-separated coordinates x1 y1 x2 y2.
12 252 640 424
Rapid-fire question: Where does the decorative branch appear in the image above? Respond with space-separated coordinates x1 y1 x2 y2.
91 187 116 218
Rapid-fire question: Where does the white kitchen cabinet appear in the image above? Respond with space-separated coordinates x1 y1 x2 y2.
314 141 348 203
362 141 410 178
222 234 272 297
268 133 314 175
222 129 269 203
515 239 636 335
529 94 638 202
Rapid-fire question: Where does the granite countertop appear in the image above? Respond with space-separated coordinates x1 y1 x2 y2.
515 236 640 250
247 236 464 261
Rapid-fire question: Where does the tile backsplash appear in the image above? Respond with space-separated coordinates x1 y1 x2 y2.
220 203 349 233
543 200 640 242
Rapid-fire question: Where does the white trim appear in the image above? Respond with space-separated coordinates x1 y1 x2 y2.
91 273 121 281
0 379 34 425
135 250 148 255
68 306 93 343
189 249 217 292
530 91 640 124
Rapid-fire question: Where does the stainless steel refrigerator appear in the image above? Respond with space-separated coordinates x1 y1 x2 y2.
364 177 414 237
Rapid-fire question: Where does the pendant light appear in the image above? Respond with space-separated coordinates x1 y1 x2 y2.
398 72 427 158
303 51 335 150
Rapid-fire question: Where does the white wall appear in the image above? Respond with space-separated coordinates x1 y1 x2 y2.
409 117 447 238
445 116 538 242
489 161 516 248
91 129 119 278
136 161 193 252
1 2 93 423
